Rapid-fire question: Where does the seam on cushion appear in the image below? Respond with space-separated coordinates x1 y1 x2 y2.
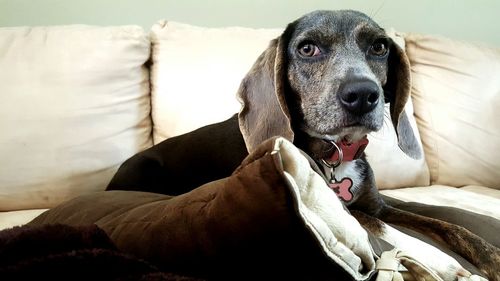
232 138 279 175
95 197 170 226
232 153 267 175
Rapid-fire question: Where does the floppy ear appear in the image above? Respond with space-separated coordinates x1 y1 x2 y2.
237 35 294 153
384 40 422 159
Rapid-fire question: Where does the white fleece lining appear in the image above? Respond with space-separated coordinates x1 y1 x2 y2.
272 138 376 280
270 138 489 281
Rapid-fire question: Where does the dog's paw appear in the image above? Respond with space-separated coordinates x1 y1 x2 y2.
433 263 473 281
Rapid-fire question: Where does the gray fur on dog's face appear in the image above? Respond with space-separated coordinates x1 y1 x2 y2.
238 9 419 159
285 10 390 143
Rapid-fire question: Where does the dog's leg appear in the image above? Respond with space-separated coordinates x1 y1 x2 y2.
352 210 472 281
378 206 500 281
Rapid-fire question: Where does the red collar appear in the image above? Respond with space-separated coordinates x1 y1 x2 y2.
325 136 369 165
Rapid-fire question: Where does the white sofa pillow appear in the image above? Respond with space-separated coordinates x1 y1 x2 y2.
0 25 152 211
150 20 283 143
150 22 429 189
406 33 500 189
365 101 430 189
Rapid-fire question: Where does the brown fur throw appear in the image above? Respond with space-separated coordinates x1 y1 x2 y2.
0 224 204 281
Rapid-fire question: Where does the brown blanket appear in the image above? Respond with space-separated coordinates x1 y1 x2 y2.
20 137 498 280
28 138 355 280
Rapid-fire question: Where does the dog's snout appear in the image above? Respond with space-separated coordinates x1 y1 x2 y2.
338 81 380 115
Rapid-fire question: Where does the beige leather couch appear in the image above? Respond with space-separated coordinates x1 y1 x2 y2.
1 21 499 230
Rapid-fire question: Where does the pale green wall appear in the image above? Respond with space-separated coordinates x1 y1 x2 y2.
1 0 499 47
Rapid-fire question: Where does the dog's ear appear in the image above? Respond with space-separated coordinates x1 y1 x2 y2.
384 39 422 159
237 34 294 153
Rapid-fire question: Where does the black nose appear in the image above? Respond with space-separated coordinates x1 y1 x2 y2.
338 81 380 115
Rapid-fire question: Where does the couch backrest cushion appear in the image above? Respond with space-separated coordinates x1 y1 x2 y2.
150 20 283 143
0 25 153 211
406 33 500 188
150 23 429 189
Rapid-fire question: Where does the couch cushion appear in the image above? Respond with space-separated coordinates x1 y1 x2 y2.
150 23 429 190
461 185 500 200
406 33 500 188
149 21 282 143
0 209 48 230
381 185 500 220
0 25 152 211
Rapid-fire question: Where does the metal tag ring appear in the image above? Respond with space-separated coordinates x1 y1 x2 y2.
320 140 343 169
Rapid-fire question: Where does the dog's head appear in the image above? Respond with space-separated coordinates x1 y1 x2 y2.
238 10 421 161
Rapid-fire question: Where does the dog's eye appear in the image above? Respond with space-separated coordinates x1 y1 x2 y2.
369 40 389 57
298 43 321 57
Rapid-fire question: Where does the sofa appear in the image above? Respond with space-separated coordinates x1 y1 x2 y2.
0 19 499 279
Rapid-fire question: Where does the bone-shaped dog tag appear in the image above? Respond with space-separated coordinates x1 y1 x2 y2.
329 177 354 202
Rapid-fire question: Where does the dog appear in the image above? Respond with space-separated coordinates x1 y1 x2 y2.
107 10 499 281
